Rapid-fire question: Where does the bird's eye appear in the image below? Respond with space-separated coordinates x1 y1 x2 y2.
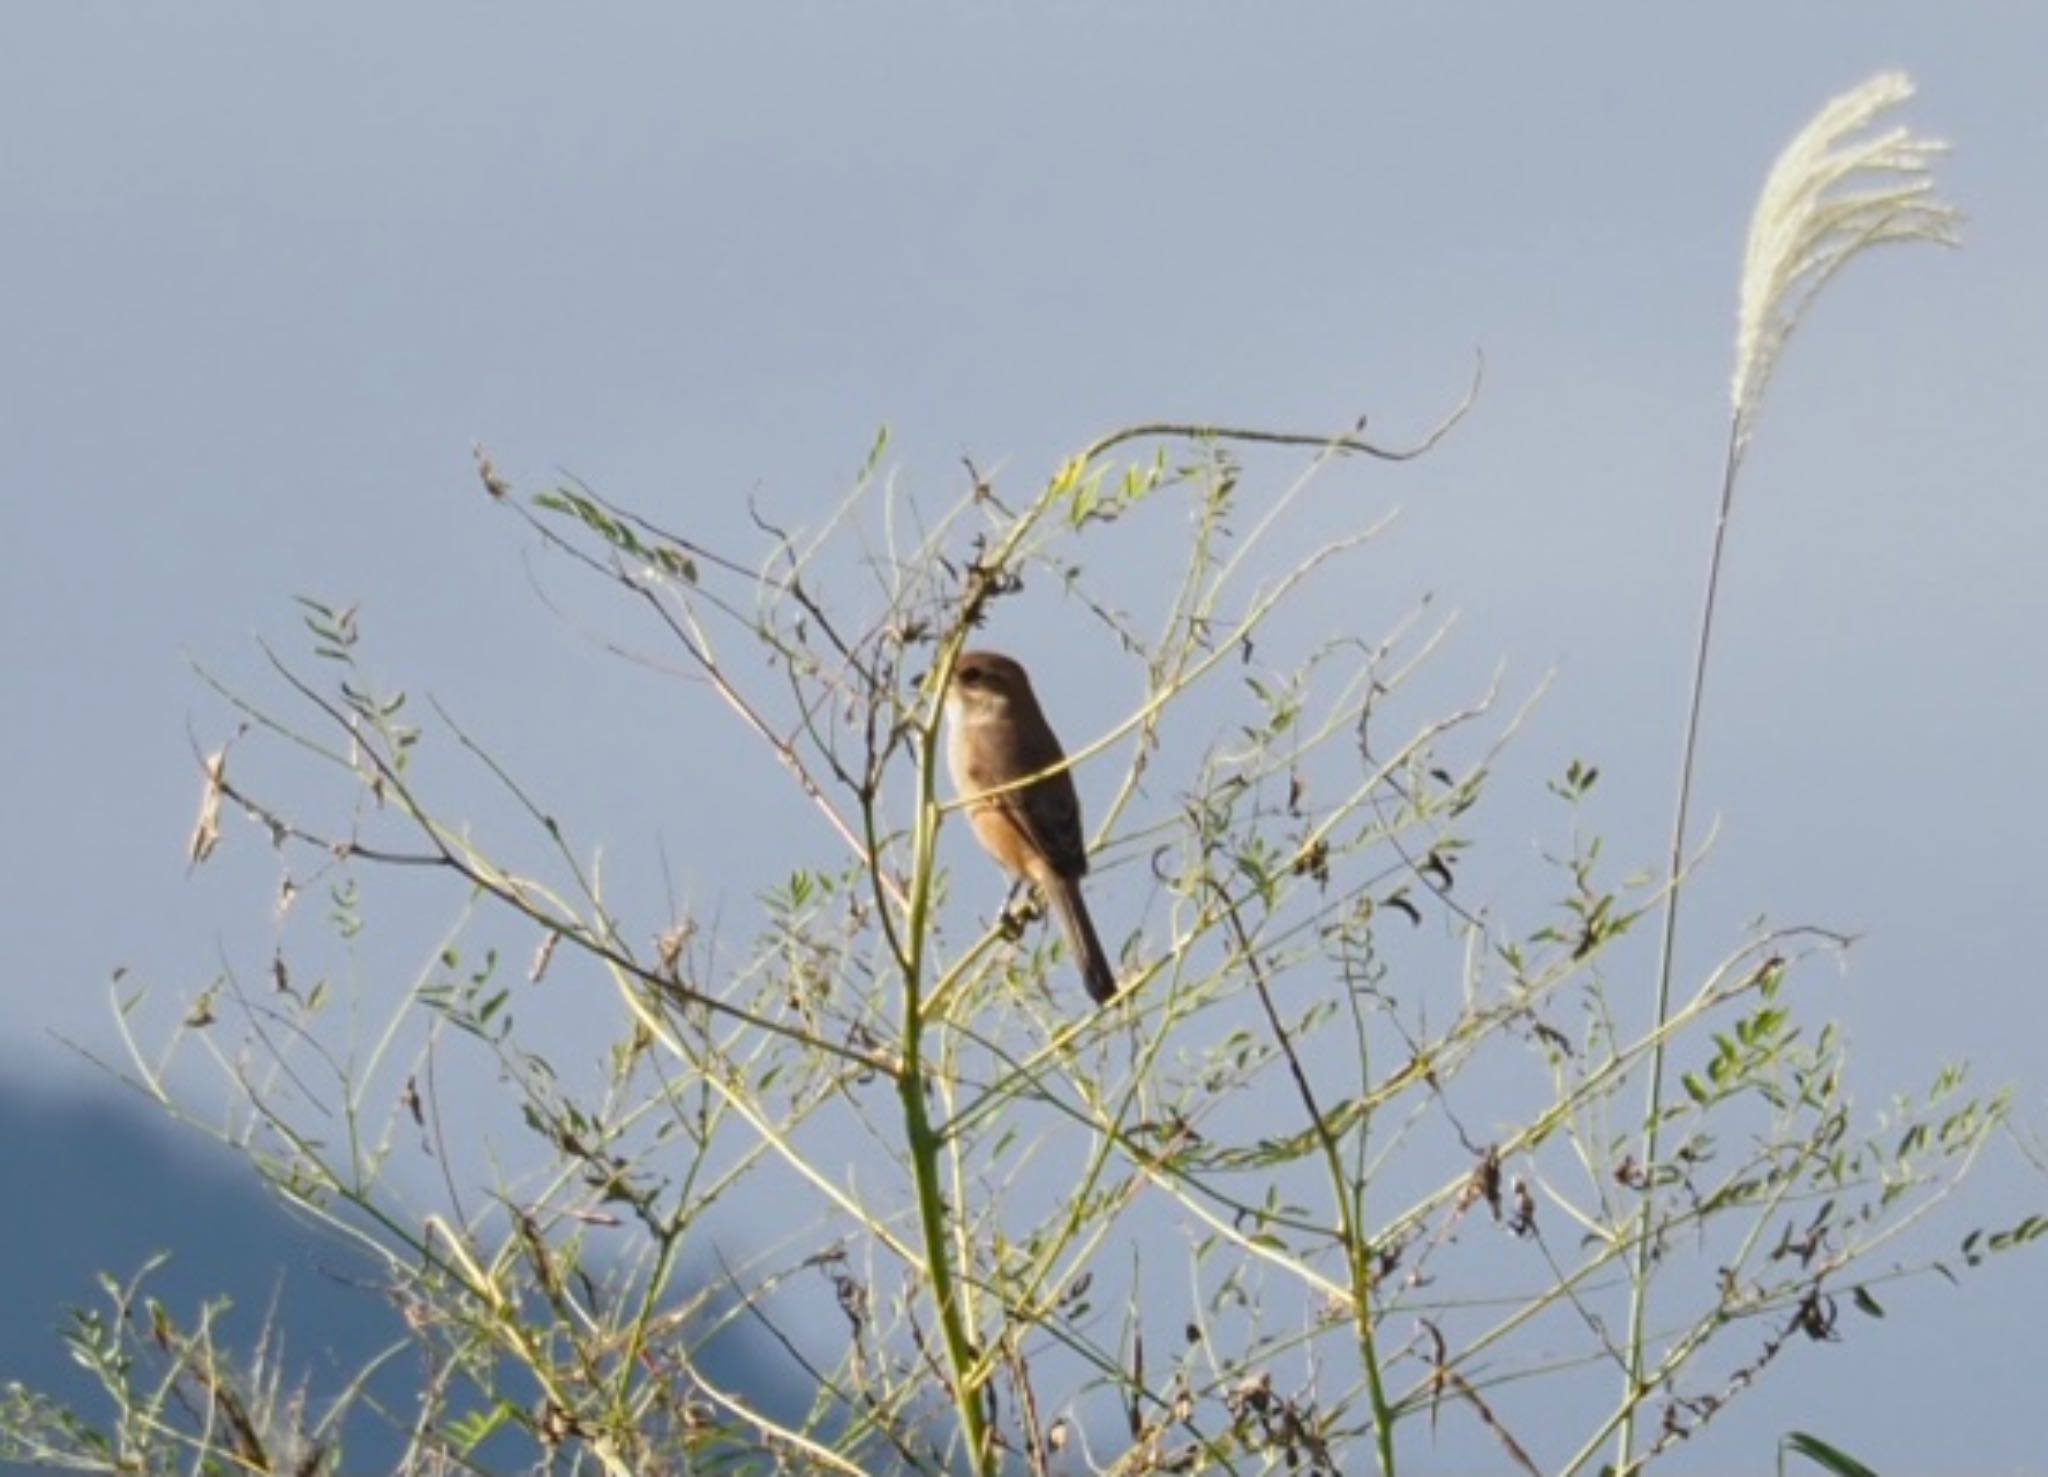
957 668 982 687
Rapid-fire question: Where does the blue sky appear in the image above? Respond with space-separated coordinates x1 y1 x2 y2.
4 6 2044 1470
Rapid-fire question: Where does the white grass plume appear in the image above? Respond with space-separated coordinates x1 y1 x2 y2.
1731 71 1959 447
1623 75 1959 1467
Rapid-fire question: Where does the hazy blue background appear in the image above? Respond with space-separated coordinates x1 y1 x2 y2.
4 5 2044 1471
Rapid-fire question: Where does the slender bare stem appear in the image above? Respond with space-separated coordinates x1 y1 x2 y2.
1619 414 1743 1466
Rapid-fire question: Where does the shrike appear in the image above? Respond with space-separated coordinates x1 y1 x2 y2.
944 650 1118 1004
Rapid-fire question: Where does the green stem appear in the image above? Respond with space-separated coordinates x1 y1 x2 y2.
897 643 994 1475
899 1050 990 1468
1619 414 1744 1469
1219 887 1397 1473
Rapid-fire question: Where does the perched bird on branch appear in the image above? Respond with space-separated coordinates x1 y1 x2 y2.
944 649 1118 1005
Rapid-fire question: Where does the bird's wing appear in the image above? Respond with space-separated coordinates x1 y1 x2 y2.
1009 770 1089 881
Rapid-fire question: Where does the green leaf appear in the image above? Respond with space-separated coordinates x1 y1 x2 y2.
1780 1431 1882 1477
655 545 699 583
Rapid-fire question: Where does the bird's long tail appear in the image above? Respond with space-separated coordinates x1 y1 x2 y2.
1047 877 1118 1005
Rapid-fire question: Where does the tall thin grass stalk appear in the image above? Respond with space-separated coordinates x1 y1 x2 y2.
1619 71 1959 1471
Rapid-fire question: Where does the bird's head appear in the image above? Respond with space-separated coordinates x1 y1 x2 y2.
946 649 1033 724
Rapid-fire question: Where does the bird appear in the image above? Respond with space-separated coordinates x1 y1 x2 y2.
944 649 1119 1004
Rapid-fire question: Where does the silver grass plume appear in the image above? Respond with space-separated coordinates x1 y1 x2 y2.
1622 75 1959 1468
1731 71 1959 450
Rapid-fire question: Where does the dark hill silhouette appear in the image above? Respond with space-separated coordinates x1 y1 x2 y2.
0 1078 794 1472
